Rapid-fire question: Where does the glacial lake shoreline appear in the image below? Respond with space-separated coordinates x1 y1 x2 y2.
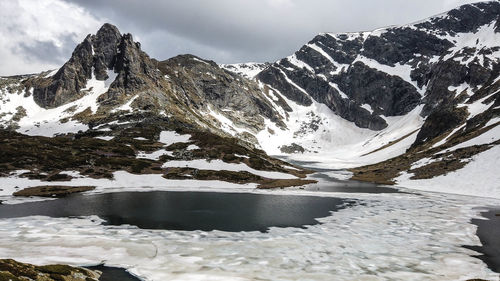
1 188 499 279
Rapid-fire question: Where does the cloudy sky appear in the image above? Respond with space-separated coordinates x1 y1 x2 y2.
0 0 483 76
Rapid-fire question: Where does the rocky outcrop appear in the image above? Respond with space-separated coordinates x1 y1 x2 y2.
414 1 500 34
256 1 500 133
29 23 162 109
31 24 119 108
92 23 122 80
258 65 313 106
14 23 290 144
220 62 270 79
335 62 421 129
0 259 100 281
156 55 286 132
13 186 95 197
413 106 468 147
2 1 499 165
101 33 164 105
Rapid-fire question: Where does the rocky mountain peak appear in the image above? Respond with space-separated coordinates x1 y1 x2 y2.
415 1 500 35
30 23 159 108
91 23 122 80
96 23 121 39
254 1 500 131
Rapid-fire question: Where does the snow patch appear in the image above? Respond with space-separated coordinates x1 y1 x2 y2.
136 149 174 161
235 154 250 159
360 104 374 114
287 54 315 73
191 57 209 65
306 43 349 74
397 145 500 199
431 124 466 148
159 131 191 146
410 157 437 170
206 107 251 137
353 55 425 95
162 159 297 180
186 144 200 151
0 170 258 203
448 82 473 97
485 117 500 127
0 69 117 137
45 68 59 78
112 95 139 113
94 136 114 141
329 82 349 99
459 92 495 119
441 23 500 68
220 63 267 79
278 69 310 96
444 124 500 152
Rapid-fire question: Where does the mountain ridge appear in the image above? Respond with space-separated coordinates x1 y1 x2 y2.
1 1 499 198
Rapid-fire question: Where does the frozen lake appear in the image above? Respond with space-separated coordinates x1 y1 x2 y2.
0 185 499 280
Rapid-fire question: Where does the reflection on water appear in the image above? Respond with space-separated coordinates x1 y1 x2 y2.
306 172 402 193
276 156 402 194
0 191 348 232
466 208 500 273
86 265 141 281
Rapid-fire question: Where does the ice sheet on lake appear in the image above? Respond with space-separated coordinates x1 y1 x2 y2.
0 191 498 281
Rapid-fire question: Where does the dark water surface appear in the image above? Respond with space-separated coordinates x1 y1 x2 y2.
86 265 141 281
277 157 402 194
305 172 401 193
466 208 500 273
0 191 348 232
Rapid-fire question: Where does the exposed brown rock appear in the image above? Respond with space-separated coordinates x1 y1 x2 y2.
0 259 100 281
13 186 95 197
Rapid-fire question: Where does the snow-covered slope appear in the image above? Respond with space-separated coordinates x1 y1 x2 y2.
396 144 500 199
1 2 499 199
221 1 500 198
0 70 117 136
220 62 269 79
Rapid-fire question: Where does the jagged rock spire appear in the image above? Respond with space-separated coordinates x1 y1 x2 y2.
31 23 159 108
92 23 122 80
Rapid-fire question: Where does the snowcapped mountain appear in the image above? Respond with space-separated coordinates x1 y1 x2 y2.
0 24 311 196
0 1 499 198
0 24 285 140
220 62 270 79
228 1 500 197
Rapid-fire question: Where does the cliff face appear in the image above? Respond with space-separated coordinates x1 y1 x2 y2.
3 23 287 142
257 1 500 133
0 259 101 281
28 23 169 110
0 2 499 193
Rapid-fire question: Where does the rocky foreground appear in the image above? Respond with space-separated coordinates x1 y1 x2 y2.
0 259 100 281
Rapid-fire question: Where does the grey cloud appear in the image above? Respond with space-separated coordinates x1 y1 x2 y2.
2 0 484 76
14 34 77 65
63 0 482 64
0 0 102 76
